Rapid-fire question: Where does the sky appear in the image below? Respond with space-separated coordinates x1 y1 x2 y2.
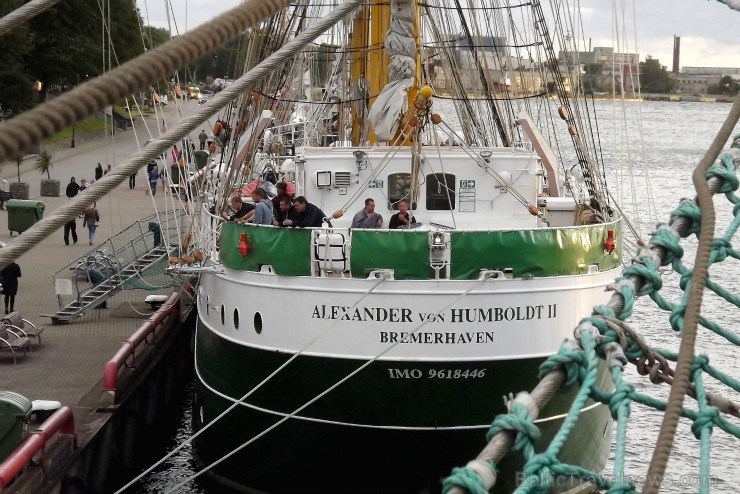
136 0 740 69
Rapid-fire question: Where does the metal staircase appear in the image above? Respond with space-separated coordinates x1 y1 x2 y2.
48 213 182 325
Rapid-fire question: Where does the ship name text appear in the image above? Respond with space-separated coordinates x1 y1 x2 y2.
311 304 556 323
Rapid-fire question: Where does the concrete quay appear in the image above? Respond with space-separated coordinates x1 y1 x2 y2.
0 100 207 493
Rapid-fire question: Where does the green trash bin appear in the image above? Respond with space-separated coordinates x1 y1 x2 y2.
194 150 209 169
0 391 31 462
6 200 45 236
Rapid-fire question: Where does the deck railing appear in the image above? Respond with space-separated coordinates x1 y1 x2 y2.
101 293 180 404
0 407 77 491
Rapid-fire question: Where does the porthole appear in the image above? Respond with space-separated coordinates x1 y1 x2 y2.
254 312 263 334
234 308 240 330
206 296 209 315
220 305 225 325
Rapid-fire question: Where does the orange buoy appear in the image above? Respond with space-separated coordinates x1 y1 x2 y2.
181 255 194 265
182 233 192 250
431 113 442 125
568 125 578 136
213 122 222 136
209 143 216 154
168 256 180 264
408 115 420 127
558 106 568 120
332 210 344 219
194 250 204 263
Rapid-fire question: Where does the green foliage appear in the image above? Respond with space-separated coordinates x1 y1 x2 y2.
0 0 33 115
639 57 675 93
142 26 170 50
35 149 53 180
719 75 739 95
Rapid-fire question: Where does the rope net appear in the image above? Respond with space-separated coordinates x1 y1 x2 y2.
443 136 740 493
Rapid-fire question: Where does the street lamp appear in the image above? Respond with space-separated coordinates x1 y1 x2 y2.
71 123 75 148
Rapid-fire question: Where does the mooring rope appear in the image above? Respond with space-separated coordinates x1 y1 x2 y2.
0 0 61 36
0 0 364 270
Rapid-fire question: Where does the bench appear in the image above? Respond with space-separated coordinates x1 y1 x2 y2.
2 312 44 349
0 327 28 364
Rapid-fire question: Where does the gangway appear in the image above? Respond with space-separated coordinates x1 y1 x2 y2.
46 213 183 325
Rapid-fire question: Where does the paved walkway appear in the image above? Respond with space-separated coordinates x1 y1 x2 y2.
0 102 204 405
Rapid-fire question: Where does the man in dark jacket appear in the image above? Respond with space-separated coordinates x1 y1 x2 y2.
65 177 80 198
284 196 326 227
273 197 296 227
1 261 21 314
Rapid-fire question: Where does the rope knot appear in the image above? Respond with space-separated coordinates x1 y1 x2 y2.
709 238 732 263
486 401 540 454
690 406 719 439
670 199 702 236
669 303 685 332
608 379 634 420
441 466 488 494
705 153 739 193
691 354 709 374
649 225 684 266
538 340 583 390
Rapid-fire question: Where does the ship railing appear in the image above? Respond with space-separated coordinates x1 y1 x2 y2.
0 406 77 490
101 293 180 405
52 212 183 310
201 203 224 260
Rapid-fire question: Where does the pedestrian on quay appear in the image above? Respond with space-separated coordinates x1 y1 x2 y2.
83 203 100 245
198 129 208 150
65 177 80 198
79 179 88 191
105 163 112 175
129 171 136 189
95 162 104 181
0 261 21 314
149 166 160 196
64 218 78 246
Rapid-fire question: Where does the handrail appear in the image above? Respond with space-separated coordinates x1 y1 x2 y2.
101 292 180 402
0 406 77 491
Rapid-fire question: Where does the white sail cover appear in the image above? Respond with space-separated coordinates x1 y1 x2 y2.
368 0 417 141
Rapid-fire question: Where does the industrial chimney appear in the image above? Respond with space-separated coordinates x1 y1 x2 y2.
672 35 680 74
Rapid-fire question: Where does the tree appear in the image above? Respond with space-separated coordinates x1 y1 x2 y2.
640 57 675 93
35 149 53 180
719 75 739 95
0 0 34 115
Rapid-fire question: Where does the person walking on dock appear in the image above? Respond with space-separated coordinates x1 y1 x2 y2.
199 129 208 150
149 166 160 196
129 171 136 189
1 261 21 314
95 163 104 181
64 218 78 246
65 177 80 198
83 204 100 245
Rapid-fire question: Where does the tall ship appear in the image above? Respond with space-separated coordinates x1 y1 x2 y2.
182 0 624 491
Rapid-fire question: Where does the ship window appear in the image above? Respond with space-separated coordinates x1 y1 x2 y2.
426 173 456 210
387 173 416 209
220 305 225 325
254 312 263 334
234 308 240 330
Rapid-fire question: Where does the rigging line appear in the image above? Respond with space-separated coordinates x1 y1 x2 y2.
164 273 496 493
0 0 61 36
419 0 531 9
0 0 363 269
118 274 388 493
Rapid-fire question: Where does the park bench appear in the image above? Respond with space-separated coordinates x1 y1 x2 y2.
0 326 28 364
2 311 44 349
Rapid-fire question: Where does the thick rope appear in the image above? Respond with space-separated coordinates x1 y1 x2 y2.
0 0 61 36
643 95 740 493
0 0 292 163
0 0 364 270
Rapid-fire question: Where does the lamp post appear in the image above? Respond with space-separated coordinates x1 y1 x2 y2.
71 123 75 148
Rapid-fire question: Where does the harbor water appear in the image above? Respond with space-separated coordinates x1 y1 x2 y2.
132 100 740 493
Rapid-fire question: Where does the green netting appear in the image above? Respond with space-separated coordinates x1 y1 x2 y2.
349 230 430 280
442 139 740 493
449 222 622 280
220 222 312 275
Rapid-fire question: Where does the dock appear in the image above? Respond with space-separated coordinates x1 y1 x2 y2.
0 103 202 493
